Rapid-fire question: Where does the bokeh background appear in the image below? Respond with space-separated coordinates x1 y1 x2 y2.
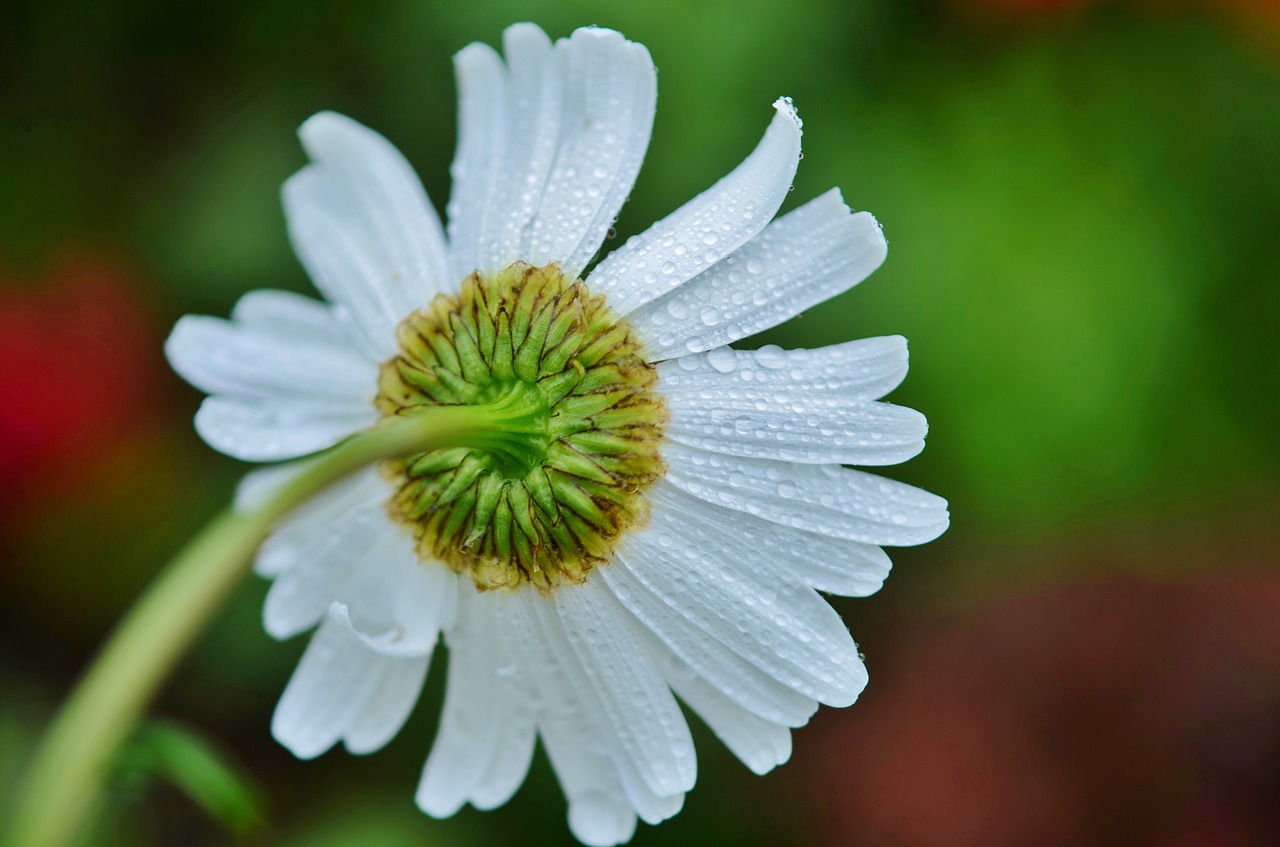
3 0 1279 845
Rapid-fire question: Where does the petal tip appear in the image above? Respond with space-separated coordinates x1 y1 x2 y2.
297 110 357 151
569 24 626 41
162 314 204 375
414 776 465 819
770 96 803 133
503 21 549 39
270 706 332 761
453 39 502 71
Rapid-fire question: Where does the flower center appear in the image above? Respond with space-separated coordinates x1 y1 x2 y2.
375 262 666 592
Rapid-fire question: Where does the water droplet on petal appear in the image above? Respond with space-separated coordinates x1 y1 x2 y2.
707 347 737 373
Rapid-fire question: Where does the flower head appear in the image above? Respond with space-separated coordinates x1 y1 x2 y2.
375 261 667 592
166 23 948 846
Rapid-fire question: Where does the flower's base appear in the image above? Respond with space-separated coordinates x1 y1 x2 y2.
376 262 667 592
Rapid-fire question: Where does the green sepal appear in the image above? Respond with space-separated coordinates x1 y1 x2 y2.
515 299 556 382
492 311 515 380
503 482 540 543
438 453 487 503
466 473 505 547
450 313 491 386
546 442 615 486
524 466 559 519
547 469 611 528
538 368 582 408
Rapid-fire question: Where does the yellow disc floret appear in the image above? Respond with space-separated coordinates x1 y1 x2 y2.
376 262 666 592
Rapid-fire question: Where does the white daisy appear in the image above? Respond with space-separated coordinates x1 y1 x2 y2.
165 23 948 847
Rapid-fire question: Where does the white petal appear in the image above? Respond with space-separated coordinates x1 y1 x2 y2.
194 394 376 462
615 505 868 708
471 590 538 810
612 744 685 827
445 40 507 281
665 388 926 466
256 469 454 646
524 27 656 277
532 593 684 828
502 593 638 846
272 607 375 759
342 646 431 755
331 527 451 654
168 287 378 463
261 492 385 640
555 579 696 797
569 795 637 847
284 112 449 360
583 593 773 798
250 466 385 577
600 560 819 726
418 587 532 817
166 313 376 401
588 98 803 316
651 480 892 597
234 461 309 517
474 23 559 274
272 604 429 759
471 724 538 811
657 337 909 402
664 443 950 546
446 25 656 280
229 288 339 335
657 647 792 776
629 189 887 356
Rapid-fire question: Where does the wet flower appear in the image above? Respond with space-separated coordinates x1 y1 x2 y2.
165 23 948 846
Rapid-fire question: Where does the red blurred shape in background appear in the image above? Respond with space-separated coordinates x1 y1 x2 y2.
795 571 1280 847
0 257 158 510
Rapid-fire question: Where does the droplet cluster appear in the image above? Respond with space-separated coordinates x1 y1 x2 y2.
376 262 667 592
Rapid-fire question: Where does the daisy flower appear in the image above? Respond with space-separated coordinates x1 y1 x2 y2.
165 22 948 846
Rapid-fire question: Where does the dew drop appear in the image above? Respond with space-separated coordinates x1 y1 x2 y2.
755 345 786 369
706 347 737 373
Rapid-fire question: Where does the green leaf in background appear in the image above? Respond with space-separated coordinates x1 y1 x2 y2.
782 18 1280 538
115 720 265 838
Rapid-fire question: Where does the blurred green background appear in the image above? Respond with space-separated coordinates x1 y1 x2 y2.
3 0 1279 845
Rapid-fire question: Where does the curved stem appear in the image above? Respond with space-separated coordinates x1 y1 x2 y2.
6 407 500 847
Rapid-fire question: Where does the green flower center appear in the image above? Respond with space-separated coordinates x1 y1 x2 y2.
376 262 667 592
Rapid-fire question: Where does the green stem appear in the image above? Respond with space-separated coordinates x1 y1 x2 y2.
6 404 516 847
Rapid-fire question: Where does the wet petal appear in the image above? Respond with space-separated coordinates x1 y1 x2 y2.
588 98 802 316
629 189 886 357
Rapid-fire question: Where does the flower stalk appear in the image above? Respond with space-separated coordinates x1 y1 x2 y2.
5 401 538 847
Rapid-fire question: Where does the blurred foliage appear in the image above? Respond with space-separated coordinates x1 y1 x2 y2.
2 0 1278 845
115 721 265 837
